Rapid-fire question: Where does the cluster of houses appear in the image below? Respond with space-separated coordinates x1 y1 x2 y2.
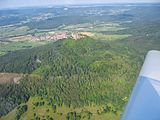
31 31 84 42
9 31 91 42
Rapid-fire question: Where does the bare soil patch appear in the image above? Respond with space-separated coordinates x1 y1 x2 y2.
0 73 23 84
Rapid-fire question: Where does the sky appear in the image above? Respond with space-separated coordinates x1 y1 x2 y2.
0 0 160 9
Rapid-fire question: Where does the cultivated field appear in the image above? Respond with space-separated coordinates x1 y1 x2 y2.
60 22 126 32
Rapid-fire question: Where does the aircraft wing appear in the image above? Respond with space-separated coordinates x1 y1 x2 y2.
122 50 160 120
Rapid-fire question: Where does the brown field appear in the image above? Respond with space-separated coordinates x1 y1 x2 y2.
0 73 23 84
80 32 94 37
9 35 33 42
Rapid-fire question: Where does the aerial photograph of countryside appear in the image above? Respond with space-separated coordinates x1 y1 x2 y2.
0 0 160 120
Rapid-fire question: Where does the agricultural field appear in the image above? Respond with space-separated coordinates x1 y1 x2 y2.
0 41 48 56
0 26 34 38
92 34 131 41
60 22 126 32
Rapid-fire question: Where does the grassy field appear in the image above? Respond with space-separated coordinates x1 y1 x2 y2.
0 25 49 56
1 109 17 120
92 33 131 41
61 22 125 32
1 96 120 120
0 26 33 38
0 41 48 56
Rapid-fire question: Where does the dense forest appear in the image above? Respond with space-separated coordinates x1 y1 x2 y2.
0 37 138 113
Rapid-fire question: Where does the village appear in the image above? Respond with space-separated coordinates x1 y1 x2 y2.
9 31 88 42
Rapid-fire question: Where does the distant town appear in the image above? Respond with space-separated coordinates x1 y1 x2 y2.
9 31 90 42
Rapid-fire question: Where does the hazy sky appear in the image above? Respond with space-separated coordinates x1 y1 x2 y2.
0 0 160 9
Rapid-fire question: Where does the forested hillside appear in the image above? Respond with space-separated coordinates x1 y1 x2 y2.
0 36 141 119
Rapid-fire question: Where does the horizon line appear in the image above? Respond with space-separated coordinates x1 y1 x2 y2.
0 2 160 10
